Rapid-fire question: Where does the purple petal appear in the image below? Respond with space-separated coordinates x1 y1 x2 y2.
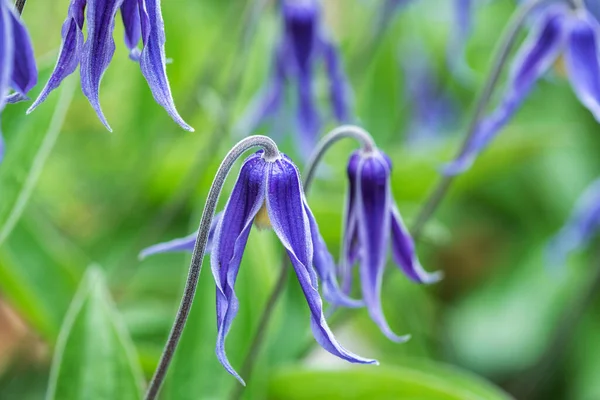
80 0 121 131
443 5 567 175
6 92 28 103
322 39 351 123
304 200 363 308
356 153 410 343
210 153 268 385
138 212 223 259
282 0 318 74
340 152 361 293
139 0 193 131
565 11 600 122
121 0 141 61
296 70 320 155
267 156 376 365
7 8 37 96
390 206 442 284
28 0 85 114
0 3 14 111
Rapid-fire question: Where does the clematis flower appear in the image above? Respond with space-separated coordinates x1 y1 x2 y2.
27 0 192 132
143 150 373 384
341 149 442 341
0 0 37 162
547 178 600 266
443 3 600 175
237 0 351 154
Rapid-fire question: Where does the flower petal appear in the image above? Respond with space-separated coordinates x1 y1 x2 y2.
565 11 600 122
139 0 193 131
7 7 37 96
304 200 363 308
121 0 142 61
356 153 410 342
390 206 442 284
340 151 361 294
443 5 567 175
296 70 320 155
210 153 268 385
267 156 376 365
138 212 223 259
322 39 350 122
282 0 318 74
28 0 85 114
80 0 121 131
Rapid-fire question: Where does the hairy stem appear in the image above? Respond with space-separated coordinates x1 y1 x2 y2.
229 125 376 400
15 0 26 14
145 136 279 400
410 0 547 240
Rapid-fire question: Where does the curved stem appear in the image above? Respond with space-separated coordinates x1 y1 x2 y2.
410 0 547 240
15 0 26 15
229 125 376 400
145 136 279 400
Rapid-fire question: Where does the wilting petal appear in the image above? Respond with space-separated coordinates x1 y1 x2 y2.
80 0 121 131
322 40 350 122
565 12 600 122
138 212 223 259
356 154 410 342
443 5 567 175
28 0 85 114
210 153 268 385
548 178 600 265
267 157 375 365
139 0 193 131
390 206 442 284
304 201 363 308
121 0 141 61
8 8 37 95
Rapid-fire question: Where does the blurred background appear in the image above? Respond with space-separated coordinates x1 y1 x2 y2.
1 0 599 399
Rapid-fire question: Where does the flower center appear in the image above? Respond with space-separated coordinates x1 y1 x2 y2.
254 202 272 230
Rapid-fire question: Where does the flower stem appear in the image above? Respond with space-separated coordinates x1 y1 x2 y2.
15 0 26 14
410 0 547 240
228 125 376 400
145 136 279 400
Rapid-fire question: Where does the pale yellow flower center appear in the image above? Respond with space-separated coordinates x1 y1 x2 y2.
254 202 272 230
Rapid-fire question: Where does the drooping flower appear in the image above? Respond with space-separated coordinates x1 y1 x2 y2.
237 0 351 154
0 0 37 162
27 0 192 132
142 150 372 384
547 178 600 266
443 3 600 175
341 149 442 341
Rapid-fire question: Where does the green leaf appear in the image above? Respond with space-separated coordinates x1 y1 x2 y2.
268 361 512 400
46 267 145 400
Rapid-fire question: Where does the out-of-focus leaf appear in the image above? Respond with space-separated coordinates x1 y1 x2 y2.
268 362 511 400
46 267 144 400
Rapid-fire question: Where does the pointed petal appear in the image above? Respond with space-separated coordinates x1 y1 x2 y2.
356 154 410 342
8 8 37 96
6 92 28 103
80 0 121 131
0 3 14 111
565 11 600 122
296 70 321 155
390 206 442 284
139 0 193 131
28 0 85 114
210 153 268 385
340 151 361 294
267 156 376 365
121 0 141 61
322 39 350 122
139 213 223 259
443 5 567 175
304 200 363 308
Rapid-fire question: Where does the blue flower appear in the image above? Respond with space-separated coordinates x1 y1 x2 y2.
0 0 37 162
143 151 374 384
548 178 600 266
444 3 600 175
238 0 351 154
342 149 442 341
27 0 192 132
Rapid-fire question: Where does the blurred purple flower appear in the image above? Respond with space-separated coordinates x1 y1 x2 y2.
444 3 600 175
27 0 192 132
548 178 600 265
341 149 442 342
0 0 37 162
142 150 375 384
238 0 351 154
